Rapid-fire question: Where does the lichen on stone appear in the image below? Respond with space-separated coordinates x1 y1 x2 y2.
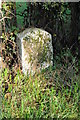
17 28 53 74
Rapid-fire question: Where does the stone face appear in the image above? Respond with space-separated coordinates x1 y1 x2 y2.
17 28 53 74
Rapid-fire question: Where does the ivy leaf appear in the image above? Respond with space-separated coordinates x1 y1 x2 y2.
66 8 71 15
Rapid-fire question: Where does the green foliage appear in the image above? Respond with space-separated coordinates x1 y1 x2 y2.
0 64 79 119
0 2 80 119
16 2 27 28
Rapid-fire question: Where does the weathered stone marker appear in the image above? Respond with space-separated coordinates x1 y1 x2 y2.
17 28 53 74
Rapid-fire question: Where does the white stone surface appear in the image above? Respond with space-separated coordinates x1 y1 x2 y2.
17 28 53 75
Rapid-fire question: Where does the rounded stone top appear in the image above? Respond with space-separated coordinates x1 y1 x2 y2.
17 27 52 40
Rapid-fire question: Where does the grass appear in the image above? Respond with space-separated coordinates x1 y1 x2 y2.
0 64 80 119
